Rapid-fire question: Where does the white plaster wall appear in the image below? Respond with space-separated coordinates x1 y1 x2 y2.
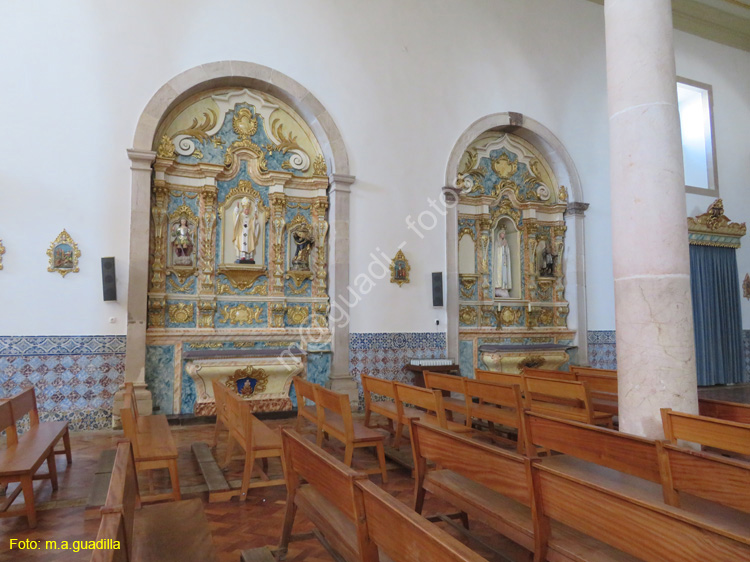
0 0 747 335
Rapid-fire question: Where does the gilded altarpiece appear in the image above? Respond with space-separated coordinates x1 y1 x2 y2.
456 133 574 375
145 88 332 415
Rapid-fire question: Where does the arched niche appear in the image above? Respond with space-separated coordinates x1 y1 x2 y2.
444 112 588 372
122 62 356 416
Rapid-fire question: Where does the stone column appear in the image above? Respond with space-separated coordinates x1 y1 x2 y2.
443 187 461 362
117 149 157 423
328 173 358 405
605 0 698 438
565 202 589 364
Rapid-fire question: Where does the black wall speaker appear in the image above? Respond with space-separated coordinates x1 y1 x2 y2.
432 272 444 307
101 257 117 301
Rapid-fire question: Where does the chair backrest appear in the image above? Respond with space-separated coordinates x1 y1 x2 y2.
314 385 353 442
569 365 617 379
100 441 140 561
523 411 661 482
522 367 576 381
571 371 618 394
523 377 595 424
474 369 523 387
361 374 396 400
293 376 317 407
410 420 533 507
394 383 447 427
280 428 377 562
211 379 229 425
465 379 524 443
699 398 750 425
0 400 18 446
423 371 466 395
357 478 490 562
661 408 750 456
9 387 40 427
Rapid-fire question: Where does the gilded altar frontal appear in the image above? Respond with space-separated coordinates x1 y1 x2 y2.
146 87 332 416
456 132 574 375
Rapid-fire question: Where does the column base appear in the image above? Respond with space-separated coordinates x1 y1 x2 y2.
111 383 153 429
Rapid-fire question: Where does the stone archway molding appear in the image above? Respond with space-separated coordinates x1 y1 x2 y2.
123 61 354 415
443 112 589 365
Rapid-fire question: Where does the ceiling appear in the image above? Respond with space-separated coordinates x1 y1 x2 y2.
586 0 750 52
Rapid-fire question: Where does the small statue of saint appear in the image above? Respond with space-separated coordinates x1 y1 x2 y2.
540 239 556 277
495 227 512 298
233 197 261 264
171 217 194 266
291 226 314 271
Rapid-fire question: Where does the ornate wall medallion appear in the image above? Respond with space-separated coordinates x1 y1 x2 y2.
0 239 5 270
499 306 522 326
168 302 194 324
225 366 269 397
390 250 410 286
47 230 80 277
286 305 310 326
218 304 263 325
459 306 477 325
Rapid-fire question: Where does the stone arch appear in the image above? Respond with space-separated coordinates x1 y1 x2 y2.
123 62 354 405
443 112 589 364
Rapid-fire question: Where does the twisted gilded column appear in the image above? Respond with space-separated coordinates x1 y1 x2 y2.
605 0 698 437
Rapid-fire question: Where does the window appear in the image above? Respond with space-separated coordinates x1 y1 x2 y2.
677 78 719 195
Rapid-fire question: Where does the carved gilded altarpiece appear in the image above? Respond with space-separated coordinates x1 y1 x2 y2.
145 88 332 416
456 132 573 374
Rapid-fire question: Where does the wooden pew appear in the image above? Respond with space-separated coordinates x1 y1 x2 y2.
362 374 423 440
120 389 180 502
410 419 636 561
464 379 525 452
569 365 617 379
522 367 576 381
569 366 618 416
0 387 72 528
661 407 750 458
211 378 230 449
356 478 489 562
314 385 388 483
423 371 468 421
278 428 379 562
474 369 524 387
699 397 750 424
525 411 750 560
292 376 319 433
393 382 472 449
92 441 218 561
523 377 614 428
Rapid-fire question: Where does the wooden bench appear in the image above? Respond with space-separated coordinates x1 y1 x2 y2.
423 370 469 422
569 365 617 379
357 478 490 562
393 382 472 449
523 376 614 428
120 387 180 502
464 379 525 452
0 387 72 528
410 419 638 561
278 427 379 562
522 367 577 381
362 374 423 444
215 380 285 501
570 366 618 415
699 397 750 424
314 385 388 483
92 441 218 561
474 369 524 387
661 407 750 458
292 376 319 433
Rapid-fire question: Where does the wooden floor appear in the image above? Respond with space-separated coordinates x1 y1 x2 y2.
0 416 525 562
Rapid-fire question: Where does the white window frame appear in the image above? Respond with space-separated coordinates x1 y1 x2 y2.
677 77 719 196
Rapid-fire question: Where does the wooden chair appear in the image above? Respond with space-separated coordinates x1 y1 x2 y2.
661 407 750 458
523 376 614 428
699 397 750 424
423 370 468 421
0 387 72 528
222 388 285 500
522 367 576 381
357 478 489 562
278 428 379 562
92 441 218 561
292 376 319 433
464 379 525 452
393 382 472 449
120 389 180 502
314 385 388 483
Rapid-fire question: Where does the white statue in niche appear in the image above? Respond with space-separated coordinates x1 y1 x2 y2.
171 217 194 267
495 227 512 298
233 196 261 264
